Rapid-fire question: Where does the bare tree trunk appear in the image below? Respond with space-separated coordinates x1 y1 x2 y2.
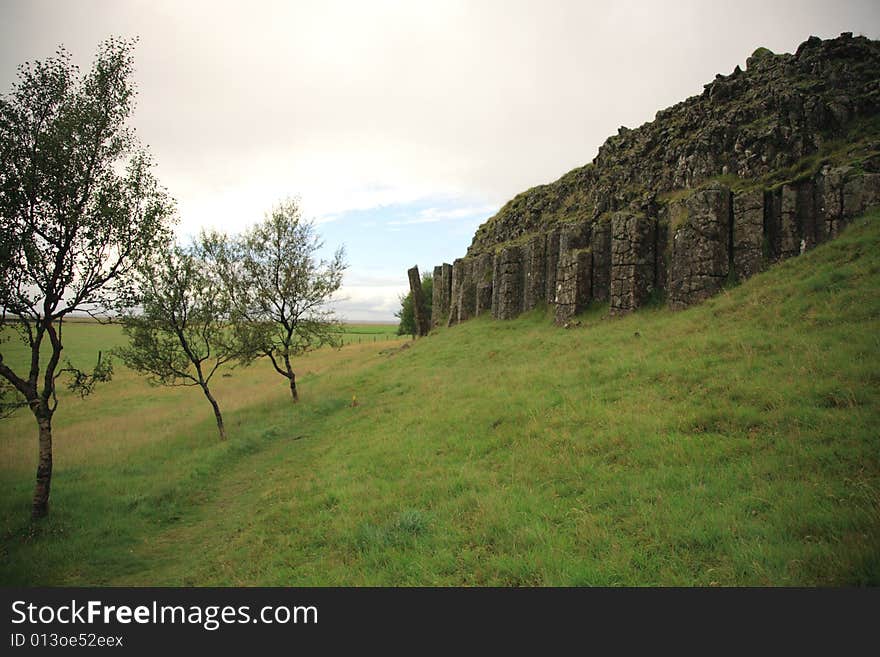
200 384 226 440
32 407 53 519
288 371 298 403
282 353 299 403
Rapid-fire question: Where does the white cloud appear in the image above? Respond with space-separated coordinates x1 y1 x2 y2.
387 205 498 226
330 283 408 323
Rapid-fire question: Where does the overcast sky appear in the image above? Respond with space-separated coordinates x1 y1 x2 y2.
1 0 878 320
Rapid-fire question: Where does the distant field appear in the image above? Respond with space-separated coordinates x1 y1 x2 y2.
336 323 401 345
1 213 878 586
0 320 401 361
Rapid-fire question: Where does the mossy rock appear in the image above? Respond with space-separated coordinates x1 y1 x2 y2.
668 201 690 233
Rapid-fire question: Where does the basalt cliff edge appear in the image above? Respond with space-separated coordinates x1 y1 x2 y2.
424 33 880 328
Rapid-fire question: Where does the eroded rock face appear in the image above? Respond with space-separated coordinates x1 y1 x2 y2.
777 185 803 259
492 246 524 320
463 259 478 322
554 249 591 324
407 266 430 337
431 265 444 328
544 228 562 305
523 234 548 312
818 168 880 239
440 263 453 322
447 258 476 326
610 212 656 315
558 220 591 255
668 185 731 310
466 34 880 257
473 253 494 316
797 182 821 250
765 180 821 260
422 34 880 328
655 214 669 299
426 170 877 325
843 171 880 221
590 219 612 302
732 189 765 280
820 167 847 238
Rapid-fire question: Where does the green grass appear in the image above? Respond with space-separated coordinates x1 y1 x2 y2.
2 213 879 586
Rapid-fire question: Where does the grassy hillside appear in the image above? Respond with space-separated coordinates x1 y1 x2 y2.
2 213 879 586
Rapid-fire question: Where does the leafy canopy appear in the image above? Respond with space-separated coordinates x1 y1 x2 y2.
116 244 238 389
0 36 175 411
204 198 347 381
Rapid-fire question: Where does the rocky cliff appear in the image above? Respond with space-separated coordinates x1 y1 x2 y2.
428 33 880 327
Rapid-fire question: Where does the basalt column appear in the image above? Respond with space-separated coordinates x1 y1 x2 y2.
544 228 562 305
460 258 477 322
818 166 880 239
492 245 524 320
654 212 669 300
820 167 847 239
590 218 612 302
768 179 826 260
554 220 592 324
776 185 803 259
407 265 430 337
446 258 462 326
731 189 765 280
554 249 591 324
842 169 880 227
609 212 656 315
523 234 548 312
440 263 452 322
668 184 732 310
473 253 494 316
431 266 444 328
447 258 477 326
797 181 821 251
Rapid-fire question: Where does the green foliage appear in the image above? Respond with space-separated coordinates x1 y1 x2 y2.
116 244 239 438
0 37 175 334
117 245 236 389
0 37 175 516
63 352 114 399
395 272 433 336
0 377 25 419
202 198 347 399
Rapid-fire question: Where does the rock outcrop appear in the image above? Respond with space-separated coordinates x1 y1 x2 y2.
667 186 731 310
425 34 880 329
731 189 765 280
407 266 430 336
610 212 657 314
432 262 452 327
492 246 524 321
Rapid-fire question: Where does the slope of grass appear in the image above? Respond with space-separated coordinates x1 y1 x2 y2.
2 213 879 586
